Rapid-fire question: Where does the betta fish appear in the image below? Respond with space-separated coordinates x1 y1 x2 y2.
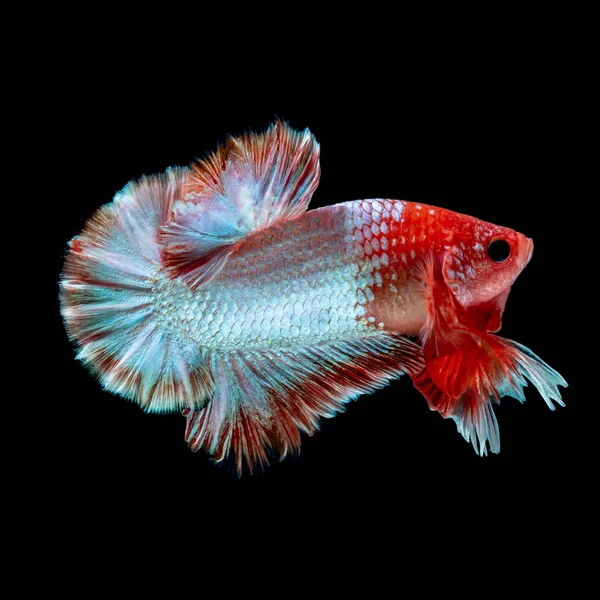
60 121 566 473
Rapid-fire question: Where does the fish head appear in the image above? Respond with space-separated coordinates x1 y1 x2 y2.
440 215 533 333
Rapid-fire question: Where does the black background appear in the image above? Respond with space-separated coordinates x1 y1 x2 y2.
43 72 587 534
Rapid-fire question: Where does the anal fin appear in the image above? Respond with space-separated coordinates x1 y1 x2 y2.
184 333 424 474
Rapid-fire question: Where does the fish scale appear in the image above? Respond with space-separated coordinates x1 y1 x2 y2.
151 198 434 353
155 204 369 350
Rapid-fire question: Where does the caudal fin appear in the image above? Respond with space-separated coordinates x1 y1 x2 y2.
59 168 213 413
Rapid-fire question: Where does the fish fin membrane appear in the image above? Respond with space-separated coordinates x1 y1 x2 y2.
414 253 566 455
412 368 501 456
450 397 500 456
416 331 567 456
160 120 320 289
184 333 424 475
60 168 214 413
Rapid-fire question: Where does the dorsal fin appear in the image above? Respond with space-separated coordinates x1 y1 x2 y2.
160 120 320 289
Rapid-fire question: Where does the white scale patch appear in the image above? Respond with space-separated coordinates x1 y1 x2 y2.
184 205 378 350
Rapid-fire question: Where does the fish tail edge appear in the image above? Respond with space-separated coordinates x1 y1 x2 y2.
59 167 214 413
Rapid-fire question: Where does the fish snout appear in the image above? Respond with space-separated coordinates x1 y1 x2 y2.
518 235 534 266
526 237 534 264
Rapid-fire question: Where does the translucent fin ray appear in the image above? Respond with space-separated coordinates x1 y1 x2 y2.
451 395 501 456
160 120 320 289
184 333 424 475
414 253 567 456
60 168 214 412
415 330 567 456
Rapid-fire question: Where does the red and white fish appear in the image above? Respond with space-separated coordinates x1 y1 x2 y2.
60 121 566 473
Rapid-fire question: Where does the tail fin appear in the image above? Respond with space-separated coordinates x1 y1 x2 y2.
59 168 213 413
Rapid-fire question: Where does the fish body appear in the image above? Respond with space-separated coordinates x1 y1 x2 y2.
60 121 566 473
156 200 431 353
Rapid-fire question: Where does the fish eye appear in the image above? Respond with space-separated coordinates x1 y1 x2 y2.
487 239 511 263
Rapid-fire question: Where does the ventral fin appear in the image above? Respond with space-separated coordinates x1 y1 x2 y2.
411 251 567 456
414 333 567 456
412 366 501 456
184 333 424 475
161 120 321 289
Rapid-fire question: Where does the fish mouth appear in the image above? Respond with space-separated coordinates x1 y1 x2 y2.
525 237 534 264
519 236 534 266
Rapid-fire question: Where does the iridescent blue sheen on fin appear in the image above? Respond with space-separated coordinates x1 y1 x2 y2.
160 120 321 289
184 333 424 474
451 339 566 456
495 339 567 410
450 396 501 456
60 168 214 413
